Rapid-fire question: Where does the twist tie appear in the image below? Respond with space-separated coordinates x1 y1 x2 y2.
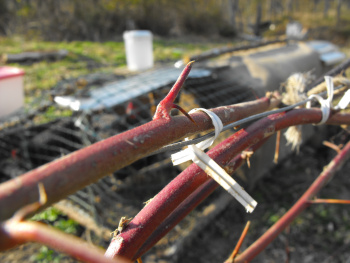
171 108 257 213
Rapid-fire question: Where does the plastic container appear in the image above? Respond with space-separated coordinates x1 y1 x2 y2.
0 66 25 118
123 30 153 71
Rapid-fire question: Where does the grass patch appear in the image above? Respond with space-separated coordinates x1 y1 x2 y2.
0 36 234 125
30 207 81 262
31 207 80 235
0 36 232 109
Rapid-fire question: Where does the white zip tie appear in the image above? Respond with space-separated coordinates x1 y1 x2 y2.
335 89 350 110
171 108 257 213
172 108 223 165
307 76 350 124
307 76 333 125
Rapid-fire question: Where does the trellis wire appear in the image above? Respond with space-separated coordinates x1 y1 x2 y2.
151 84 346 155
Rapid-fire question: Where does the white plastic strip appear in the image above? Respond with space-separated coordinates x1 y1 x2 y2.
172 108 223 165
306 76 333 125
335 89 350 110
307 76 350 124
171 108 257 213
189 144 257 213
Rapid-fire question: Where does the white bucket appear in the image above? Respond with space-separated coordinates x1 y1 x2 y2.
0 66 25 118
123 30 153 71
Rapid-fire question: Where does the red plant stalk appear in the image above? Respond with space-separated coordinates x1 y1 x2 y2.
225 221 251 263
0 220 130 263
134 139 269 259
0 96 278 221
309 198 350 204
234 140 350 263
105 109 350 260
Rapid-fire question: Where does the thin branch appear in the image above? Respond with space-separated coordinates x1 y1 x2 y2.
225 221 251 263
323 140 343 153
274 130 281 164
234 140 350 263
308 198 350 204
0 221 130 263
12 183 47 222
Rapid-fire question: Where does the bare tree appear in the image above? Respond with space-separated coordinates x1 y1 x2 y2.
287 0 294 14
313 0 321 11
324 0 330 17
254 1 262 36
227 0 238 31
337 0 343 25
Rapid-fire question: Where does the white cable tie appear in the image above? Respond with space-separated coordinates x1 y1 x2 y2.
189 144 257 213
308 75 350 122
172 108 223 165
335 89 350 110
306 76 333 125
171 108 257 213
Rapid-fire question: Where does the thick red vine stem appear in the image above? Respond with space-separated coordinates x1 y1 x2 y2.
105 109 350 260
0 97 276 221
234 140 350 263
134 139 269 259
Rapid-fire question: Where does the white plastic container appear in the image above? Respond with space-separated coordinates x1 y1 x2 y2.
0 66 25 118
123 30 153 71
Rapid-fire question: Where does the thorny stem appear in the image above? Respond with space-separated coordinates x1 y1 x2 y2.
134 139 269 259
225 221 251 263
153 61 194 121
0 96 277 221
105 109 350 260
12 183 46 222
234 140 350 263
171 103 196 124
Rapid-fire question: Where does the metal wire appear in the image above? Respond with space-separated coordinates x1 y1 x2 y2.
150 85 345 156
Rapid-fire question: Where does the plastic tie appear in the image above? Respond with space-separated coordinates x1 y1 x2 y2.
172 108 223 165
171 108 257 213
307 76 350 125
307 76 333 125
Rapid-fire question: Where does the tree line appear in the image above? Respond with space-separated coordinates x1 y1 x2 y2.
0 0 348 41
